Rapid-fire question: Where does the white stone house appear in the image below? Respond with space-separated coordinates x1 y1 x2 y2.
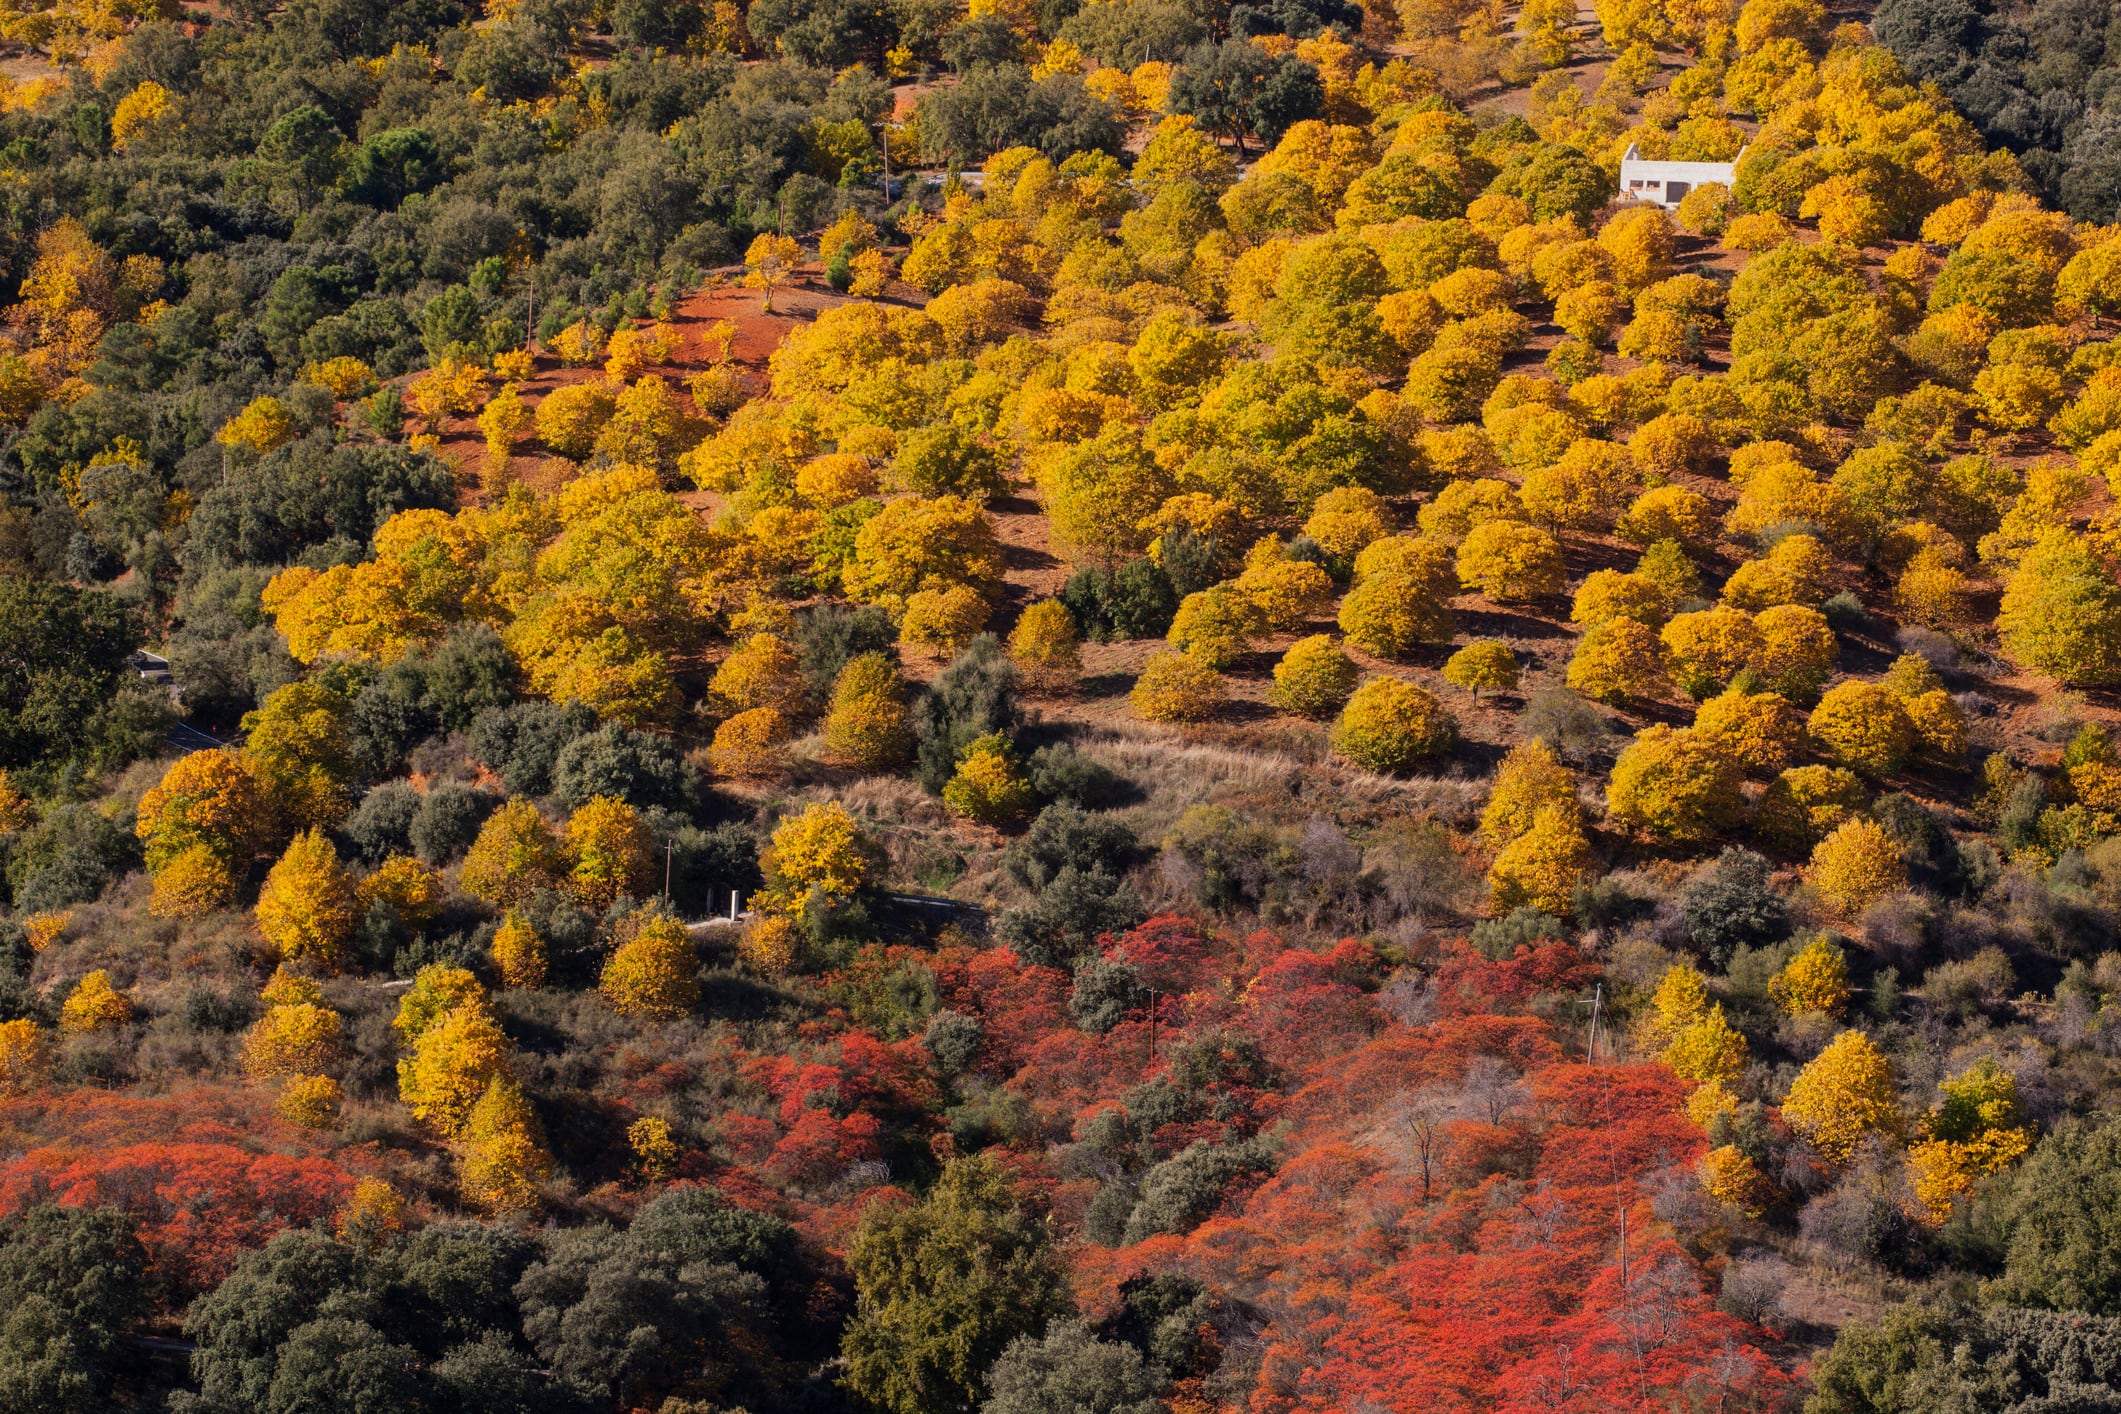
1616 144 1745 210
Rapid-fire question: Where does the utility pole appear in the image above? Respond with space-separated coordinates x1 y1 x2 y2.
663 841 674 904
1586 982 1605 1062
1146 986 1159 1069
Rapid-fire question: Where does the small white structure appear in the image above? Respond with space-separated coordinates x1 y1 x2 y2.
1616 144 1745 211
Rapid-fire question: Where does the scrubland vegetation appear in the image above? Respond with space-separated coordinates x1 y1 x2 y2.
6 0 2121 1408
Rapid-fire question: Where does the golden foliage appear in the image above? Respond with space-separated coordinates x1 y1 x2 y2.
566 795 654 910
406 357 491 423
764 801 869 902
1303 486 1392 560
1332 676 1457 774
134 746 265 877
1442 640 1520 698
60 969 130 1033
601 911 700 1020
217 396 297 454
710 708 790 780
1271 634 1359 718
1456 520 1564 601
1808 817 1907 914
1131 649 1226 723
1770 935 1852 1018
255 829 358 972
1567 618 1671 704
1338 570 1454 658
1693 688 1805 776
277 1074 343 1131
110 80 173 151
902 584 991 661
458 1075 551 1213
1009 599 1081 688
1782 1029 1902 1166
741 914 802 975
629 1115 680 1179
1488 803 1589 915
394 965 486 1046
535 380 617 459
243 999 342 1078
1482 739 1579 849
460 798 564 907
491 911 547 990
1757 765 1869 852
1664 1006 1749 1087
300 356 375 400
825 653 915 771
1167 584 1263 669
1701 1144 1770 1216
0 1018 49 1097
399 998 509 1138
357 854 443 929
943 733 1036 825
1808 681 1916 776
22 910 68 953
1907 1058 2032 1224
1605 725 1744 844
241 681 355 833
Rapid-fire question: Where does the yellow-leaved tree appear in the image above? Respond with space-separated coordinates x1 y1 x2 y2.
460 798 565 907
135 750 265 917
1271 635 1359 718
1487 803 1590 915
241 681 357 835
824 653 915 772
1482 739 1579 849
942 734 1035 825
1781 1029 1902 1166
1906 1058 2032 1225
1604 726 1744 845
1768 935 1851 1018
255 829 358 973
1808 817 1907 915
457 1074 553 1213
60 970 130 1033
1443 641 1521 700
758 802 872 917
398 992 509 1138
601 911 701 1021
242 969 343 1078
1332 677 1457 774
565 796 654 911
490 911 547 989
1009 599 1082 690
0 1018 49 1097
1131 649 1226 723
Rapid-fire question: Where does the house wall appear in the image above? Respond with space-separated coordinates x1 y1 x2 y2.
1615 148 1740 211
